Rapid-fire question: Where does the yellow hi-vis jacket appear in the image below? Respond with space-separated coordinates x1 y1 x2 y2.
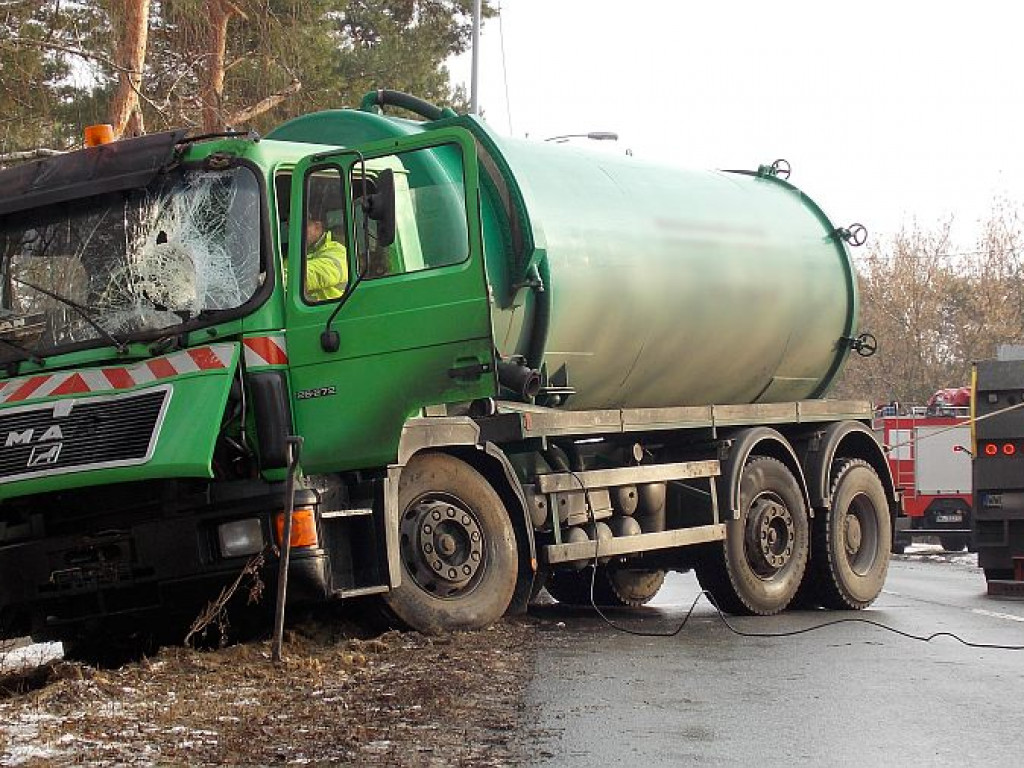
303 232 348 302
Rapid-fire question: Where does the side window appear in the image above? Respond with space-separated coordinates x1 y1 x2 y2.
352 143 469 280
301 166 350 304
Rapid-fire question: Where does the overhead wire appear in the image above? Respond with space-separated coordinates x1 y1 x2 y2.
497 2 513 136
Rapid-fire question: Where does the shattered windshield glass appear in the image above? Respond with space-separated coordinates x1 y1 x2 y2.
0 165 261 362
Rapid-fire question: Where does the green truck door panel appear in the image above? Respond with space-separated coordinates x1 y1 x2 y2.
286 130 496 473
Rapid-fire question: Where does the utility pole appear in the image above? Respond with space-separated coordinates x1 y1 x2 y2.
470 0 482 114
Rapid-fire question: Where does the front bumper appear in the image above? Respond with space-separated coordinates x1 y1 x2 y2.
0 485 331 642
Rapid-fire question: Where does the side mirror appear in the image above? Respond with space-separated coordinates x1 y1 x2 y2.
362 168 396 247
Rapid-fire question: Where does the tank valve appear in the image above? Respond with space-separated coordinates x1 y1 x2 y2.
835 223 868 247
842 333 878 357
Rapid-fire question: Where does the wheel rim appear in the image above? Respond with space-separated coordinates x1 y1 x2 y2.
844 492 879 576
400 494 486 598
744 492 796 578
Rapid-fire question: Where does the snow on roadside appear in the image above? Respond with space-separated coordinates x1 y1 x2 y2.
0 641 62 674
901 542 979 569
1 712 65 766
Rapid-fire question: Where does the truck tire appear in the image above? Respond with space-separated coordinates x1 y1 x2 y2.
545 567 666 607
382 453 517 633
939 535 969 552
545 569 595 606
807 460 891 610
605 569 666 606
695 456 809 615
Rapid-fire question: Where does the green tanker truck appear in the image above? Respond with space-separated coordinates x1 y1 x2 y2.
0 90 895 650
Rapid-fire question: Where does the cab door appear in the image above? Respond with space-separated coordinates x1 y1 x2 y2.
285 129 496 473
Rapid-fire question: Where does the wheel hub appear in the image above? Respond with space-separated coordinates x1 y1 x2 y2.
746 495 795 576
401 498 485 597
845 513 863 555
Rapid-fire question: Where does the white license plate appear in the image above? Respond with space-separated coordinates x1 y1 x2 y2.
934 513 963 523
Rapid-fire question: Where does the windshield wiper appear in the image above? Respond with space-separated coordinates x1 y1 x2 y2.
10 276 128 354
0 335 44 365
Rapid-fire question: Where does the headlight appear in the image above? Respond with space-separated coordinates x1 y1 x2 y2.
218 519 265 558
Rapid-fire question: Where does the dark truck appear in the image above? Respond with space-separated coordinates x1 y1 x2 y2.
972 356 1024 596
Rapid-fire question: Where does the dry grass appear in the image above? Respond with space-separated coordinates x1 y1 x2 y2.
0 617 536 766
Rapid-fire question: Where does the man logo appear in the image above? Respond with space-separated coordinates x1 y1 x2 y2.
28 443 62 467
5 425 63 447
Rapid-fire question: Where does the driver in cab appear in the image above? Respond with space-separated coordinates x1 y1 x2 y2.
302 213 348 302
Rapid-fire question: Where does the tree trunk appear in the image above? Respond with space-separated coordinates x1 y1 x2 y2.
201 0 245 132
108 0 151 138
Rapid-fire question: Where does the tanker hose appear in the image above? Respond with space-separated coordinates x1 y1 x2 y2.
497 358 542 399
358 90 459 121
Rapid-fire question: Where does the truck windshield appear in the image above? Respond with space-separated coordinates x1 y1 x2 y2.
0 165 261 361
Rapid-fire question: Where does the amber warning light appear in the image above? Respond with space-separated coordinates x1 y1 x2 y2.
84 124 115 147
274 506 318 548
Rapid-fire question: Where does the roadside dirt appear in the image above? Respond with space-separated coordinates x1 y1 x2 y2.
0 616 537 766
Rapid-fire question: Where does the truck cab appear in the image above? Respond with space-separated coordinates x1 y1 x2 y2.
0 123 497 646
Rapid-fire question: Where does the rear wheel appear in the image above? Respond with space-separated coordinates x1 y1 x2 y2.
939 534 969 552
545 569 595 606
806 460 891 610
695 456 809 615
545 567 666 607
382 453 517 633
606 569 666 606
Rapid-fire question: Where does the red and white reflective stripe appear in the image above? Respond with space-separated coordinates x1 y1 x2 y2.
243 334 288 368
0 344 236 405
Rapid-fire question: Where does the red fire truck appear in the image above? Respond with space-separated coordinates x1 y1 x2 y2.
875 388 973 552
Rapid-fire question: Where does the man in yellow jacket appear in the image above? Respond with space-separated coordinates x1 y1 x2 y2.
303 215 348 302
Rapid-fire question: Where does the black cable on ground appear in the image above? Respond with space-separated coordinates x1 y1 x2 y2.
563 466 1024 652
583 572 1024 651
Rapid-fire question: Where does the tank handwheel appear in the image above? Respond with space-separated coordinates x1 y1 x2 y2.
805 459 891 610
382 453 517 633
695 456 809 615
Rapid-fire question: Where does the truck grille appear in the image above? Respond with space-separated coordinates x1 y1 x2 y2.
0 386 170 482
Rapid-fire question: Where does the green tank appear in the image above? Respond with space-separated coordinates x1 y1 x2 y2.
269 92 859 410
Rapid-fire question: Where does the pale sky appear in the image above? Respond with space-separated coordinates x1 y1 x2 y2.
449 1 1024 250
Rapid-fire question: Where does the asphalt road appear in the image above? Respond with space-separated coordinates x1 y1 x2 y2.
523 546 1024 767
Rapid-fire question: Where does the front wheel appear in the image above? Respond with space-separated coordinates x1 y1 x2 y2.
382 453 517 633
806 459 891 610
695 456 809 615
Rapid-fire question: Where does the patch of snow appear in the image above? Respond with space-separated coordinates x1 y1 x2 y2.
0 712 65 766
0 642 63 673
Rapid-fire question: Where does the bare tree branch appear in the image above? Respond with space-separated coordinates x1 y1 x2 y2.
224 79 302 127
2 35 126 74
0 148 65 165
